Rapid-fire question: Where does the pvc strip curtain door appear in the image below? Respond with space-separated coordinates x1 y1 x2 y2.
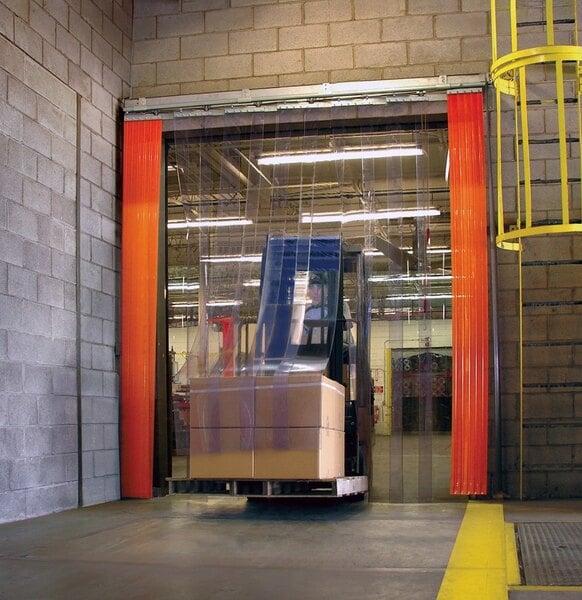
167 105 453 501
447 91 489 496
120 120 162 499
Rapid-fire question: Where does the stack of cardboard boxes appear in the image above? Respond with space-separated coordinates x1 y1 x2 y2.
189 376 255 478
189 373 345 480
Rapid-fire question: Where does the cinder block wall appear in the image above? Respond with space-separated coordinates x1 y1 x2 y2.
0 1 132 523
131 0 490 97
492 6 581 498
498 234 582 499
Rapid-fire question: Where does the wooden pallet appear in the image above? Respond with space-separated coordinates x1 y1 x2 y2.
168 476 368 498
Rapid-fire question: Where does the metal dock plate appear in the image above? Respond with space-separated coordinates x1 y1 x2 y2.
517 522 582 586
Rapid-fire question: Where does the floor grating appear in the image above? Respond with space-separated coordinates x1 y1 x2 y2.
517 522 582 586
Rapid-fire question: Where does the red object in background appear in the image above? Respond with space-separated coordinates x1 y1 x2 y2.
209 317 235 376
120 120 162 499
447 92 489 496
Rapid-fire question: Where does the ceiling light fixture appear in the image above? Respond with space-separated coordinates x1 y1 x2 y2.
206 300 243 307
301 207 440 224
172 302 199 308
400 245 452 255
168 282 200 291
258 147 423 166
200 254 262 264
369 274 452 283
167 217 252 229
385 293 453 301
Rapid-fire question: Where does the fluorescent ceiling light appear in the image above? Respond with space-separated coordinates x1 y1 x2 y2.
168 218 252 229
301 207 440 224
172 302 199 308
168 282 200 291
400 246 452 255
368 247 451 256
243 279 261 287
258 147 423 166
385 294 453 301
206 300 243 307
200 254 262 264
369 274 452 283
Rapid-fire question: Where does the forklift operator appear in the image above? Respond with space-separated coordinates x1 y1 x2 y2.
301 272 354 351
302 274 326 345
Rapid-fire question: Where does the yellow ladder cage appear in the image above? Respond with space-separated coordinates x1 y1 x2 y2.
491 0 582 250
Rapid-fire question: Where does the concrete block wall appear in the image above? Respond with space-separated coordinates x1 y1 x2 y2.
0 0 132 523
498 235 582 499
492 5 581 498
131 0 491 97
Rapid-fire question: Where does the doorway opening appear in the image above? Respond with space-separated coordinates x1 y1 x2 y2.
164 103 454 502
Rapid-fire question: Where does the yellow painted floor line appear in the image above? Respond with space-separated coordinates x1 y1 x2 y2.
505 523 521 586
437 501 507 600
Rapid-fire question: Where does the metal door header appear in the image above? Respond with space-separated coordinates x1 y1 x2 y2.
123 74 487 120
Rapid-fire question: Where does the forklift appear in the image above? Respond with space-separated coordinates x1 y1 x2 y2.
169 234 372 498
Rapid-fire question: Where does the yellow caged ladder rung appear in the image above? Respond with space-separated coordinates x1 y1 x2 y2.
491 0 582 251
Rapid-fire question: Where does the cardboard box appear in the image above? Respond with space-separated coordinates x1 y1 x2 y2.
190 376 254 429
255 373 345 430
254 427 344 480
189 427 254 478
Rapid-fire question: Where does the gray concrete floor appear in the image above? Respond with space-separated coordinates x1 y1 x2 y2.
3 496 582 599
0 495 467 600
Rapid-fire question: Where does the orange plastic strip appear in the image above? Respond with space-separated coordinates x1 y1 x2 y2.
447 92 489 495
120 120 162 498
